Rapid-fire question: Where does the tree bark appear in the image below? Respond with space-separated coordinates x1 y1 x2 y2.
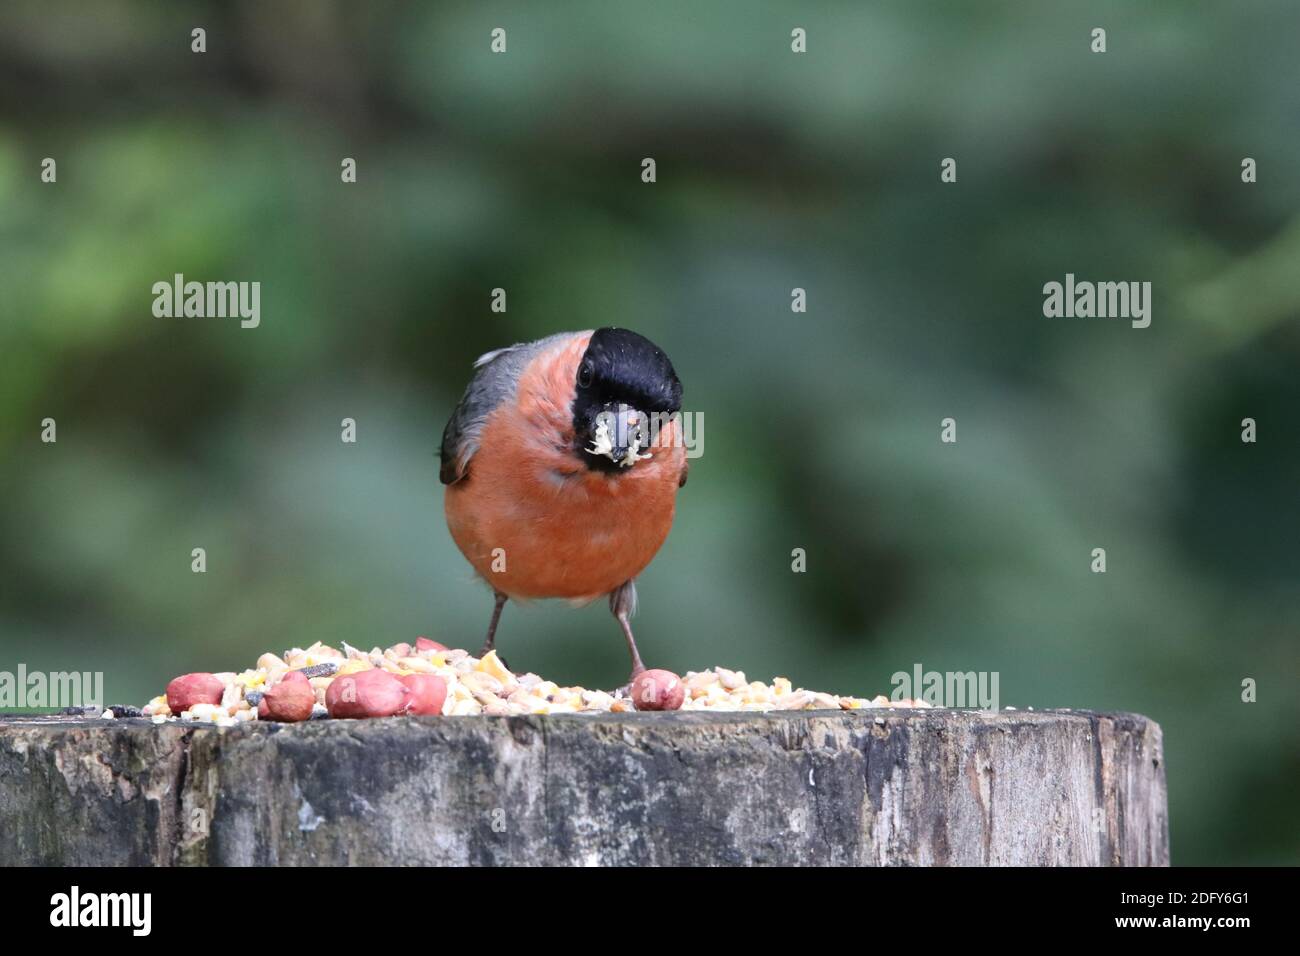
0 709 1168 866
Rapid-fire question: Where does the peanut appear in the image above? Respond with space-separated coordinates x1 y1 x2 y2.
166 673 224 714
631 670 685 712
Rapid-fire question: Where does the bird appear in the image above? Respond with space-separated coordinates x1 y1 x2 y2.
440 327 688 685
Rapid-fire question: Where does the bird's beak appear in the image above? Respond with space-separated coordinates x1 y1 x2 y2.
588 405 652 467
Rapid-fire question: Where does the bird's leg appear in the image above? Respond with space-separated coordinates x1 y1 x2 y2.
480 590 508 657
610 581 646 691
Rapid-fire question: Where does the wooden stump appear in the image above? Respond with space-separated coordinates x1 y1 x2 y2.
0 709 1168 866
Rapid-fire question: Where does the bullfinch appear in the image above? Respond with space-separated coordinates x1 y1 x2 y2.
440 328 688 683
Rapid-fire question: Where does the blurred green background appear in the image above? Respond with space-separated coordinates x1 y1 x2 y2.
1 1 1297 865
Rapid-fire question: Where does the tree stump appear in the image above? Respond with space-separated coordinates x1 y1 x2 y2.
0 709 1168 865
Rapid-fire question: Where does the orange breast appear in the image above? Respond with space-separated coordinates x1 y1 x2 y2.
444 334 686 602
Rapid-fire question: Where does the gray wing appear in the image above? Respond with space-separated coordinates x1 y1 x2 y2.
439 333 574 485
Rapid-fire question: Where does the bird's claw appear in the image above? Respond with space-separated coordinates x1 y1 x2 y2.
614 666 646 699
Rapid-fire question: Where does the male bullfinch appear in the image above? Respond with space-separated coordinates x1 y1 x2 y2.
440 328 688 683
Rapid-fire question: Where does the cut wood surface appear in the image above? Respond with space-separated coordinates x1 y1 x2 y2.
0 709 1168 866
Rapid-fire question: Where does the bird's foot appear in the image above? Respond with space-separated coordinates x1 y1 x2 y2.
613 665 646 699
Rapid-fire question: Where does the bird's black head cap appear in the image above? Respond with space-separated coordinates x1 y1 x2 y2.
571 327 682 471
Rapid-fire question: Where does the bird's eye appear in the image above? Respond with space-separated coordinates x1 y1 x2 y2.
578 361 594 389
